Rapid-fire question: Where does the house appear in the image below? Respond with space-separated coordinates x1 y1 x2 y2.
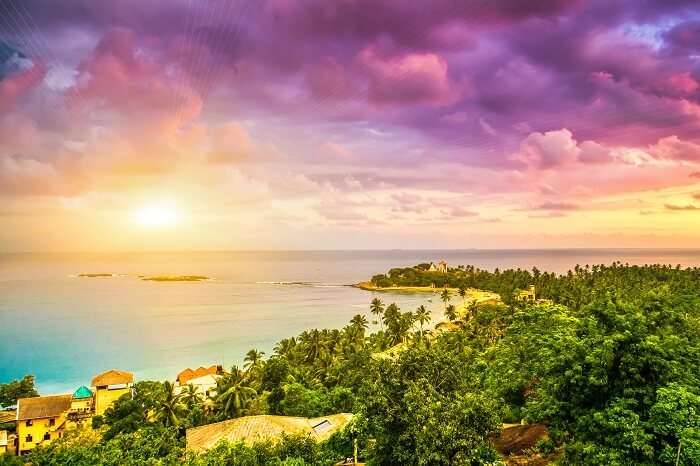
186 413 354 452
92 369 134 415
16 394 72 454
0 430 8 455
176 365 223 386
175 365 224 399
67 386 94 427
428 261 448 273
175 374 220 399
516 285 536 302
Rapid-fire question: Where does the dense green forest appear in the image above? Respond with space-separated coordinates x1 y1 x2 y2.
2 262 699 465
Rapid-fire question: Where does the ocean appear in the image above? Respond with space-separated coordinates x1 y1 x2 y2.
2 249 700 394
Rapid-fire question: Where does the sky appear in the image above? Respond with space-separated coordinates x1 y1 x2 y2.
1 0 700 251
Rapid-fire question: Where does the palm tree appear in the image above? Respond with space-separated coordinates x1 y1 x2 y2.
156 381 185 427
415 305 431 339
383 303 400 329
300 329 323 363
326 329 342 356
445 304 457 322
350 314 369 340
215 366 257 418
370 298 385 330
274 337 296 357
440 288 451 310
468 299 478 320
182 384 202 409
458 286 467 306
399 311 415 343
244 349 265 374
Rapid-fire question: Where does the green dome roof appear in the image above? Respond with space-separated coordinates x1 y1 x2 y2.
73 385 93 399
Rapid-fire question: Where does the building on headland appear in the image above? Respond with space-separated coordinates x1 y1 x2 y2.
16 394 72 454
175 365 224 399
428 260 448 273
516 285 537 302
92 369 134 416
13 369 133 455
67 386 94 427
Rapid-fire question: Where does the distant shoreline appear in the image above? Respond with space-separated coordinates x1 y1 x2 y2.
352 281 459 293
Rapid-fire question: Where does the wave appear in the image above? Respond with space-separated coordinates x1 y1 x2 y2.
255 281 344 288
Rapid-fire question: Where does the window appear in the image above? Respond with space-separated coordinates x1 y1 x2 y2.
25 434 33 443
43 432 51 441
49 418 55 426
26 419 33 426
312 419 332 433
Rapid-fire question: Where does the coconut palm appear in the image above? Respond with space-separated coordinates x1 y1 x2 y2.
244 349 265 374
156 381 186 427
182 384 202 409
214 366 257 418
300 329 323 363
350 314 369 341
383 303 400 329
274 337 296 357
370 298 385 330
440 288 451 310
399 311 415 343
445 304 457 322
415 305 431 339
325 329 343 356
458 286 467 306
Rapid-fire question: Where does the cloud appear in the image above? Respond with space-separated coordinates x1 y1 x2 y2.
647 136 700 163
208 122 253 164
665 203 700 211
0 61 45 112
534 202 580 211
513 129 580 169
358 47 459 106
445 207 478 218
0 155 63 196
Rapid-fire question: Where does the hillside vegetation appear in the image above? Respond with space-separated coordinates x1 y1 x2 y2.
2 262 699 465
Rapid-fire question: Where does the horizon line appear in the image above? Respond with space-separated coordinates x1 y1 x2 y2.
4 247 700 255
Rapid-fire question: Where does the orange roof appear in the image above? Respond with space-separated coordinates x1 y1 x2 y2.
17 395 72 421
177 365 221 385
91 369 134 387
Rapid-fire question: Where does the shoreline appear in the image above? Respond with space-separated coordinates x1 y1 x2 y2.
352 281 460 293
353 281 502 303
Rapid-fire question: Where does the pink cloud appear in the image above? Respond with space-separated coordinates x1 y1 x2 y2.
358 47 458 106
320 142 353 159
648 136 700 162
0 62 46 112
667 72 699 94
513 128 580 169
578 140 613 164
208 122 253 164
76 27 202 132
0 154 63 196
306 58 355 99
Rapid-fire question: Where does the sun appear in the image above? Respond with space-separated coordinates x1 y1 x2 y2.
133 203 180 229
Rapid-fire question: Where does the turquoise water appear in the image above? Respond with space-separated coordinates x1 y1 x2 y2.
3 249 700 394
